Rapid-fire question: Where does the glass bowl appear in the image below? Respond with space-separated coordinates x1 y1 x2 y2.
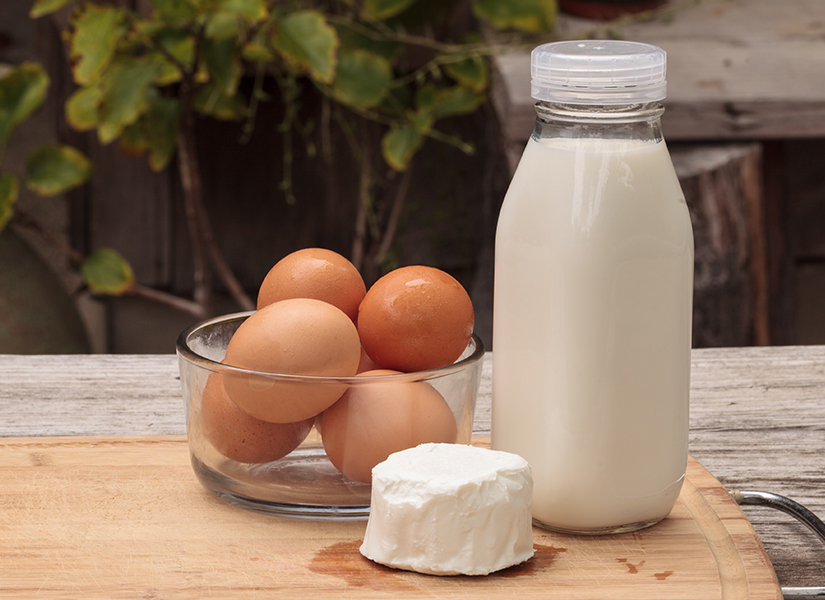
176 311 484 520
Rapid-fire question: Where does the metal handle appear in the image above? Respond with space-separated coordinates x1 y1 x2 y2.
729 489 825 598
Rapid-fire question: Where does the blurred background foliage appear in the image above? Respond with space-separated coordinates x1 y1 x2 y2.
0 0 555 327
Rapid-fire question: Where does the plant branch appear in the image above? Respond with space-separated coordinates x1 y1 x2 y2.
350 119 372 271
11 208 84 267
171 25 254 314
240 60 268 144
202 215 256 310
177 100 255 314
176 73 212 314
125 11 191 77
313 81 398 129
388 44 509 89
12 201 211 317
271 69 300 204
425 128 475 155
372 158 413 269
130 283 204 316
327 12 484 55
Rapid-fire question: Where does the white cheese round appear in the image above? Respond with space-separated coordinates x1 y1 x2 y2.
360 443 534 576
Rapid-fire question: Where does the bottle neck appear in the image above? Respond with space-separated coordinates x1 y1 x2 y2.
533 101 665 143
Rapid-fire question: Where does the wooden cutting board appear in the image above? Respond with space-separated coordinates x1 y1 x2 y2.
0 435 781 599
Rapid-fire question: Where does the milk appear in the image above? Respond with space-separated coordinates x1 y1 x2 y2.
492 136 693 532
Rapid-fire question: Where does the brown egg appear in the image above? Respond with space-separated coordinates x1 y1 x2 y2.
199 373 314 464
357 265 474 372
223 298 361 423
257 247 366 323
320 370 458 483
356 346 380 374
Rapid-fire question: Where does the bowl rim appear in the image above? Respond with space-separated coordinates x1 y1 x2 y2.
176 310 485 384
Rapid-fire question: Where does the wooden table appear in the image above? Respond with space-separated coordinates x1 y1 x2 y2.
2 347 824 595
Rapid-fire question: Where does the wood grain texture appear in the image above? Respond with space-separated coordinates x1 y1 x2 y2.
0 436 780 599
0 354 184 437
687 346 825 590
490 0 825 144
1 346 824 589
672 144 770 347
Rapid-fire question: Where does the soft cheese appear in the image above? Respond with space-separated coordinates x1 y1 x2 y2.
360 443 534 576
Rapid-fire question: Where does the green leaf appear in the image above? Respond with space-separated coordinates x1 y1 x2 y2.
82 248 135 295
414 85 436 114
242 40 275 63
155 28 197 69
69 4 128 85
0 62 49 144
24 145 93 197
97 58 161 144
65 84 101 131
153 60 185 87
150 0 198 23
334 24 401 63
218 0 268 21
272 10 338 84
194 82 246 121
147 29 196 85
202 38 242 94
410 107 434 132
382 124 423 171
427 85 486 119
331 49 392 109
205 12 240 39
144 97 181 171
119 122 149 157
378 84 412 119
361 0 418 20
0 174 19 231
444 55 489 93
29 0 77 18
117 97 179 171
473 0 557 33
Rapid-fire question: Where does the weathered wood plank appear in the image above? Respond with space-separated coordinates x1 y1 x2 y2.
87 142 175 286
0 354 184 437
672 143 771 347
687 346 825 589
1 347 824 587
490 0 825 145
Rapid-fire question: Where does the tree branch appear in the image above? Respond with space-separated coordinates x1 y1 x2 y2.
130 283 204 317
176 75 212 314
177 78 255 314
201 213 256 311
350 120 372 272
11 208 84 267
372 158 413 269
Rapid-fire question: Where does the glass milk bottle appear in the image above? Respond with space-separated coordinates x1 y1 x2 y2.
492 41 694 534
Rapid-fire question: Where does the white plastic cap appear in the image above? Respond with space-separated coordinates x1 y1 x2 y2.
531 40 667 104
